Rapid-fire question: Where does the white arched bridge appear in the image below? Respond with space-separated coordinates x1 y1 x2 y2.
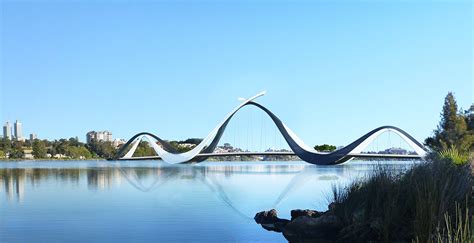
113 91 427 165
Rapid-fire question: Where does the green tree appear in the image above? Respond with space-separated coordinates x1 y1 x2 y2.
86 140 116 159
24 139 32 148
0 138 12 156
465 104 474 142
8 149 24 159
53 139 69 155
314 144 337 152
68 137 81 147
7 140 25 159
66 146 92 159
425 92 474 153
47 146 57 157
12 140 24 150
441 92 458 133
169 140 195 152
133 141 156 157
32 140 47 159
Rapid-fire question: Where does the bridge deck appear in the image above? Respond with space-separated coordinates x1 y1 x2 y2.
117 152 423 161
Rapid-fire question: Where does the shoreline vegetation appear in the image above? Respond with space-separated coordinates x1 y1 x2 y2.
255 92 474 242
255 158 473 242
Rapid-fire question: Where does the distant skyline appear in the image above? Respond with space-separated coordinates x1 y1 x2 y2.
1 0 472 148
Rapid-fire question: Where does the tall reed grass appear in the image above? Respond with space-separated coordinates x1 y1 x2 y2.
331 158 472 242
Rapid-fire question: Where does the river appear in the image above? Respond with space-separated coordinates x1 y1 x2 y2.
0 160 417 242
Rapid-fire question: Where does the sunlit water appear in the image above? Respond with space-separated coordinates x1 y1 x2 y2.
0 160 418 242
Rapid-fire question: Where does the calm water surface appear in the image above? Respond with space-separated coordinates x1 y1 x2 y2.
0 160 417 242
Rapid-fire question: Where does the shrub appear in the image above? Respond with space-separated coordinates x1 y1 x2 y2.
439 147 470 165
331 158 472 242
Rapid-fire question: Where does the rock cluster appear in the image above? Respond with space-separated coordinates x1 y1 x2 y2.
254 208 342 242
254 209 289 232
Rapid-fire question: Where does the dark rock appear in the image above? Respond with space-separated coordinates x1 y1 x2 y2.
291 209 323 220
283 214 343 242
254 209 290 233
254 209 278 224
260 220 290 233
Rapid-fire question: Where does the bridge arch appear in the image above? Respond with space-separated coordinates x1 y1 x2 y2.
114 93 427 165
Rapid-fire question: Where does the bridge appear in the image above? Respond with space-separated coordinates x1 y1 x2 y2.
113 91 427 165
119 152 423 161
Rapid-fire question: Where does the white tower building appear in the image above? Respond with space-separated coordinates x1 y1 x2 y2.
14 120 23 141
3 122 12 140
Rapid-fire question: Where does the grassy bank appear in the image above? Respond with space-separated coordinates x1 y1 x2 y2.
331 157 472 242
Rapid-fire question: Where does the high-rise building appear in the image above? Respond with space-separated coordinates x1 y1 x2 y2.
3 122 12 140
86 131 113 144
30 133 37 141
14 120 23 141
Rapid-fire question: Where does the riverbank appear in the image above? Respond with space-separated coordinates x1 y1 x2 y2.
255 158 473 242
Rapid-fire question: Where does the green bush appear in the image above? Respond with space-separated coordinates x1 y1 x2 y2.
439 147 470 165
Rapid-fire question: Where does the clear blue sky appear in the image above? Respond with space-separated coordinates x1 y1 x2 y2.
0 0 472 149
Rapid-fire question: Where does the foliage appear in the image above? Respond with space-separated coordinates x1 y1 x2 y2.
32 140 47 159
331 158 472 242
169 141 195 153
0 135 206 160
0 150 4 158
425 92 474 153
439 147 470 165
432 202 472 243
52 139 69 155
65 146 92 159
466 104 474 132
0 138 23 159
314 144 337 152
68 137 81 147
40 137 97 159
8 140 25 159
0 138 12 149
0 138 12 157
8 149 24 159
133 141 156 157
23 139 32 148
86 140 116 158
